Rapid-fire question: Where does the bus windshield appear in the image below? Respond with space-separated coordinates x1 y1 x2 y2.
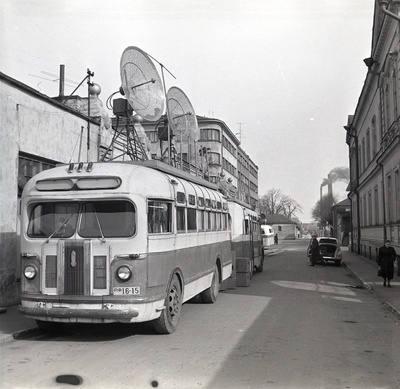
27 200 136 238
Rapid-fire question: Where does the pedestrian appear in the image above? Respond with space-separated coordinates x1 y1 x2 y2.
309 234 325 266
274 234 278 245
377 239 397 287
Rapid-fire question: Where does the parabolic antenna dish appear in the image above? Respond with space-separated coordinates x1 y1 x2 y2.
166 86 198 141
120 46 165 121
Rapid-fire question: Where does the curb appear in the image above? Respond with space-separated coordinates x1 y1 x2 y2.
0 327 38 345
383 302 400 320
343 260 400 320
342 261 373 291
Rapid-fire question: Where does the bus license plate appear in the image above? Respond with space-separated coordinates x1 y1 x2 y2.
113 287 140 295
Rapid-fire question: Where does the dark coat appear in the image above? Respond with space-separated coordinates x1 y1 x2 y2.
311 238 319 254
377 246 397 280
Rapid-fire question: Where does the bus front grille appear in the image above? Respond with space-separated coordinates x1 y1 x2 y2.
64 241 85 295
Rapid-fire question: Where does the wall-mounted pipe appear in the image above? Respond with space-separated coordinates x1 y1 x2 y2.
344 125 361 255
378 0 400 22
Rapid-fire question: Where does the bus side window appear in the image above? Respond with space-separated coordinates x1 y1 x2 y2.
176 206 186 233
244 219 249 235
148 200 171 233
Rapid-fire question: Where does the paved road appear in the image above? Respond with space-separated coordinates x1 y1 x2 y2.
1 240 399 389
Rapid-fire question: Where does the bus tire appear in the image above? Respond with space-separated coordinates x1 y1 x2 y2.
35 320 64 332
153 275 182 334
201 265 220 304
255 252 265 273
255 258 264 273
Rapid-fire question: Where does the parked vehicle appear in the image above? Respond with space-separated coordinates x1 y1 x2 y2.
19 160 263 334
260 224 274 249
307 237 342 266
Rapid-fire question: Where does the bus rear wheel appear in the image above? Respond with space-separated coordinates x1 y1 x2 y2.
201 265 220 303
255 252 265 273
153 275 182 334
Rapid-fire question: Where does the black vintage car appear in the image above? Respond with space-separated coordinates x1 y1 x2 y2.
307 237 342 266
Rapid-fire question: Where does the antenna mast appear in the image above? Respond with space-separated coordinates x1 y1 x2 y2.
236 122 245 143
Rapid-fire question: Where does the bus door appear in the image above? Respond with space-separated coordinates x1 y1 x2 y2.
250 217 264 272
244 217 255 271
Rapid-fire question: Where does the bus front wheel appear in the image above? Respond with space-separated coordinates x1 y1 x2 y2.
153 275 182 334
201 265 220 303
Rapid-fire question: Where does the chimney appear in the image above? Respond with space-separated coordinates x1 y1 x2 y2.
59 64 65 97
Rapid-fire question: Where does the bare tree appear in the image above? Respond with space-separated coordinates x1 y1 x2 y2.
259 188 282 215
281 195 303 218
259 188 302 218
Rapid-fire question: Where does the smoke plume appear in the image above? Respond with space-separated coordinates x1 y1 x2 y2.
321 166 349 187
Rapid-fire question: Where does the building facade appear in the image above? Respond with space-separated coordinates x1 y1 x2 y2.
0 72 111 306
345 2 400 260
331 198 351 247
264 214 298 241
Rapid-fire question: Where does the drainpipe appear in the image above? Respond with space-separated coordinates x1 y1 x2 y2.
344 125 361 255
377 161 388 242
377 1 400 22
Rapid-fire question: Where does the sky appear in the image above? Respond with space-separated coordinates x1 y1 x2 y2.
0 0 375 223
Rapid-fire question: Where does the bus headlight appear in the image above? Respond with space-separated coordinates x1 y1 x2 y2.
116 266 132 282
24 265 37 280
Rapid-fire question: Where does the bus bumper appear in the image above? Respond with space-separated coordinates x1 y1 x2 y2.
19 305 139 323
19 295 165 324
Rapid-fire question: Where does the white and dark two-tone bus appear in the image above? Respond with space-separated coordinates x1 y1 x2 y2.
19 160 262 333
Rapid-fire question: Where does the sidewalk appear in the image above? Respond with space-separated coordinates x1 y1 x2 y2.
341 247 400 319
1 248 399 344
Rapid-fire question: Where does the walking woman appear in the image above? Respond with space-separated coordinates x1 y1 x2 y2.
377 240 397 287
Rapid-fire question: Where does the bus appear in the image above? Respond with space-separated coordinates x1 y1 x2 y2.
19 160 261 333
229 200 264 273
260 224 274 249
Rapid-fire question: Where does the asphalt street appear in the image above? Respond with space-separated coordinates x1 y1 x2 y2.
1 240 399 389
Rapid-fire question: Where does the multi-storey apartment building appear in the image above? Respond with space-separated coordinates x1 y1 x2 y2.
345 1 400 259
140 115 259 210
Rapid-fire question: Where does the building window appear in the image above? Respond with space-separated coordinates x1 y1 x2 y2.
208 152 221 165
392 68 398 120
363 195 367 227
379 89 386 136
371 117 377 157
18 153 57 196
374 186 379 225
385 82 390 132
395 169 400 222
368 191 372 226
366 129 371 165
387 174 393 223
200 128 220 141
361 138 366 172
147 131 158 143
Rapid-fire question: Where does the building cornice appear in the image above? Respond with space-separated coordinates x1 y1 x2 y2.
351 5 394 130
